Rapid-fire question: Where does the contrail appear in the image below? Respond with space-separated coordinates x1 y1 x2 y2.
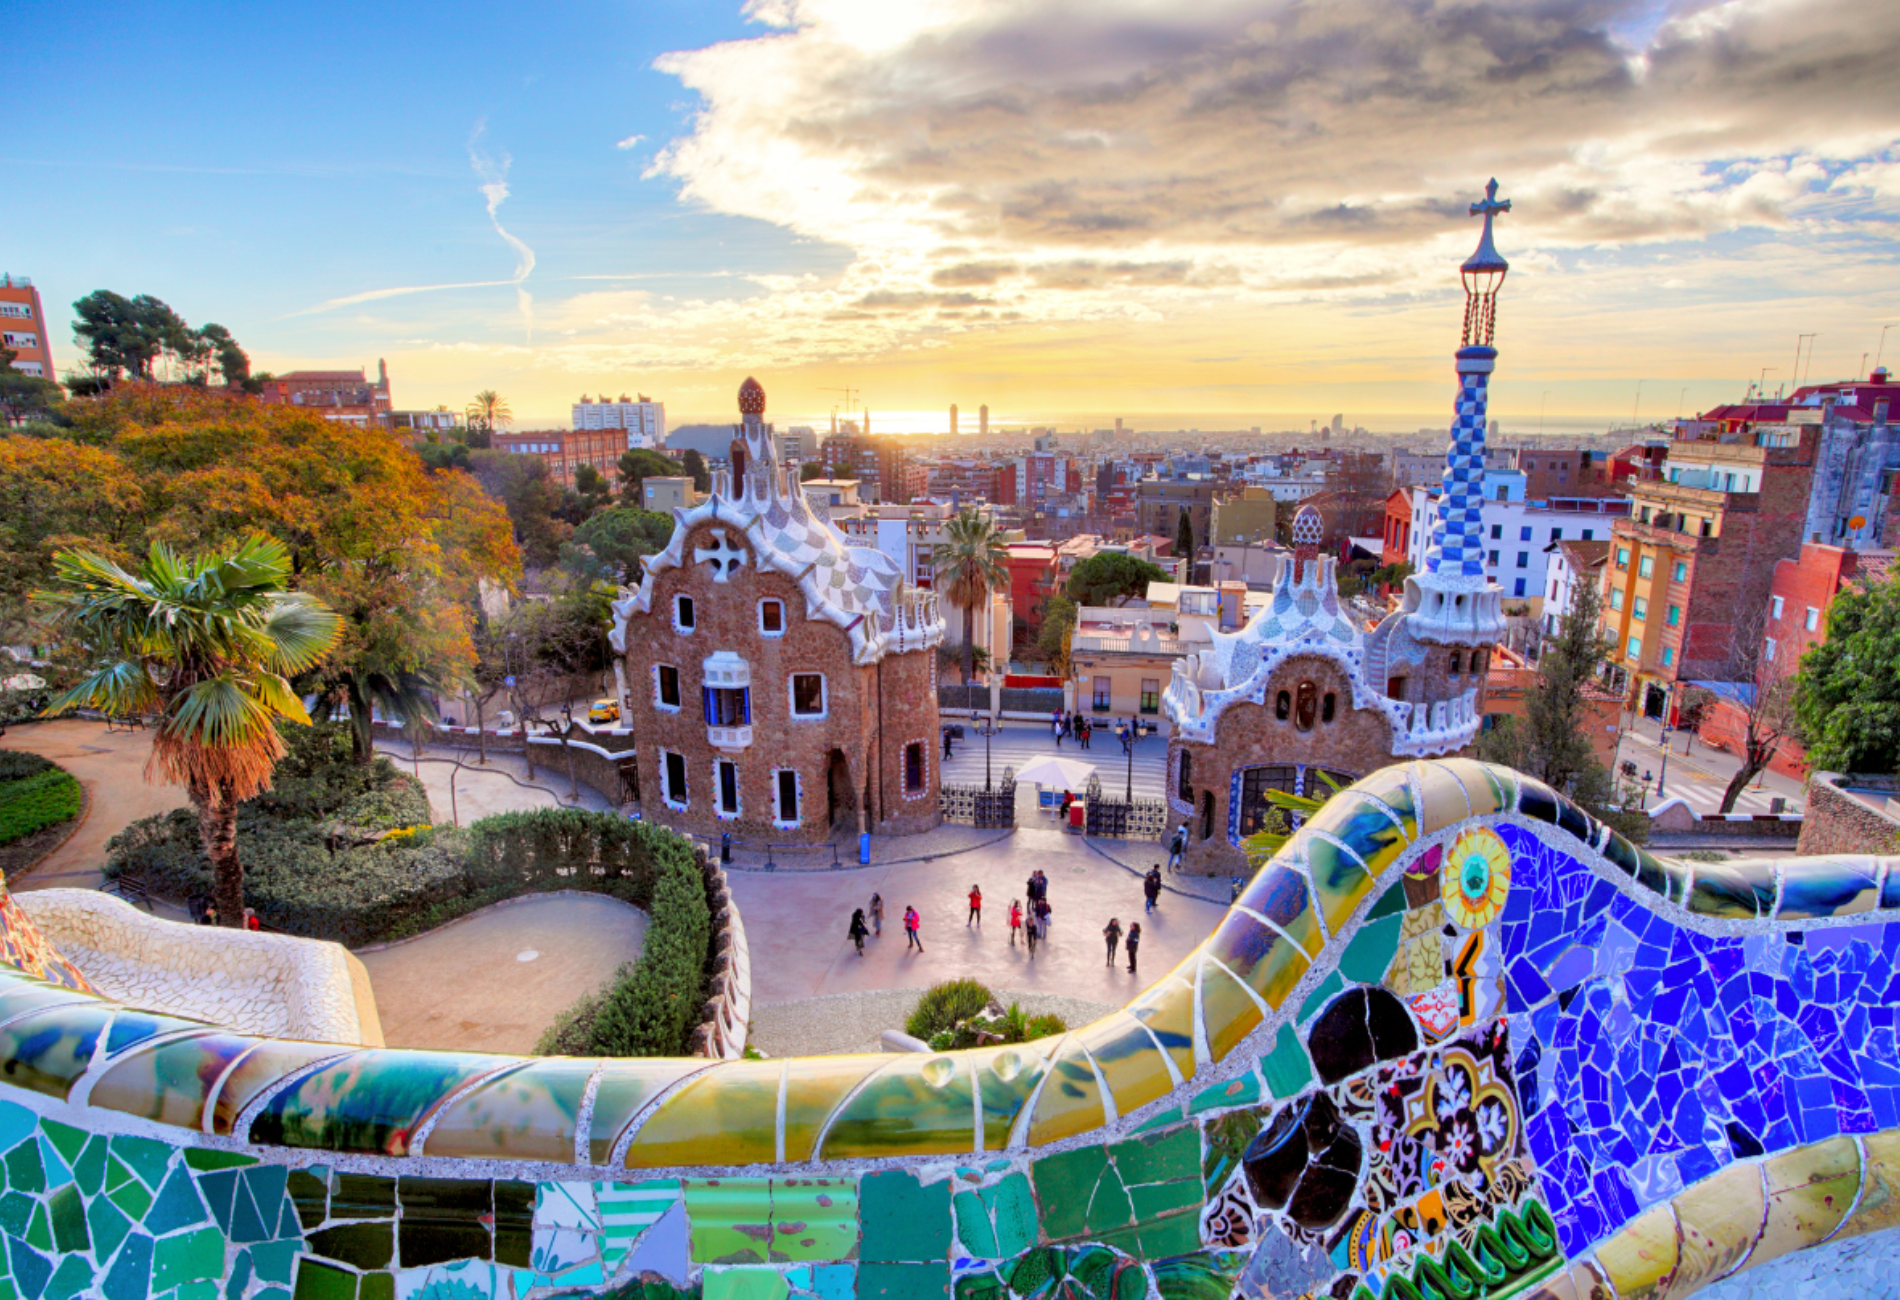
280 279 517 318
468 119 536 342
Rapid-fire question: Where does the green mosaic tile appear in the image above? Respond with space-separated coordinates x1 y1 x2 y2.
357 1275 393 1300
983 1174 1037 1259
110 1135 175 1191
858 1263 949 1300
285 1170 326 1230
249 1240 302 1286
106 1175 155 1222
770 1179 857 1263
86 1194 133 1262
859 1170 950 1264
25 1199 53 1251
1112 1125 1198 1187
494 1180 533 1269
47 1184 87 1254
1337 914 1403 984
152 1226 225 1292
3 1140 42 1195
953 1190 998 1259
1261 1023 1315 1099
307 1221 393 1270
146 1167 208 1236
1134 1211 1202 1258
39 1122 85 1167
43 1254 93 1300
1297 972 1345 1025
101 1231 154 1300
684 1178 773 1266
969 1044 1058 1152
1189 1074 1260 1116
395 1177 491 1268
1201 1108 1263 1194
290 1259 357 1300
1152 1250 1245 1300
954 1271 1004 1300
0 1190 34 1236
7 1238 54 1300
331 1173 395 1219
1129 1177 1203 1221
704 1267 791 1300
183 1150 257 1173
1365 882 1407 921
74 1136 108 1196
172 1283 219 1300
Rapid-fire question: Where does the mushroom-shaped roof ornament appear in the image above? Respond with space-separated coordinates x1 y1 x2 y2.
738 376 766 416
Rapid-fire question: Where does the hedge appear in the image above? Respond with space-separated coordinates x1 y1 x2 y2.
0 766 83 846
0 753 55 782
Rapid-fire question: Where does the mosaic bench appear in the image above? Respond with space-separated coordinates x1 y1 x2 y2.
0 758 1892 1300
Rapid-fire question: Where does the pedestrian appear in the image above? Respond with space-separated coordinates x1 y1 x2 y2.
1009 898 1023 945
1167 823 1188 873
244 907 261 932
1144 865 1162 913
1025 910 1039 956
1080 719 1091 749
870 892 884 937
1035 895 1052 937
1119 725 1131 756
1125 922 1141 974
1104 917 1122 966
1024 871 1038 906
1052 709 1063 746
967 883 983 926
848 907 869 956
904 905 924 952
943 728 954 760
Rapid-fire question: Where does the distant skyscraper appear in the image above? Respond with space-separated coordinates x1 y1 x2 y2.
572 393 665 447
1115 417 1124 436
979 404 989 437
949 403 958 437
1330 413 1344 435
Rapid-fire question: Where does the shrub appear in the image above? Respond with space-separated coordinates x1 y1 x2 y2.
0 767 82 846
906 979 995 1041
0 752 54 782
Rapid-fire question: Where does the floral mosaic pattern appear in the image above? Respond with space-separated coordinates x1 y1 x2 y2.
0 758 1896 1300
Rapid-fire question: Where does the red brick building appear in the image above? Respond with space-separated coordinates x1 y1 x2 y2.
611 379 946 844
492 427 639 489
0 275 57 381
258 362 392 426
1003 544 1060 633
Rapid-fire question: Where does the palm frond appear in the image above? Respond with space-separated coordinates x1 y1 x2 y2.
259 594 345 674
165 673 280 750
43 661 159 719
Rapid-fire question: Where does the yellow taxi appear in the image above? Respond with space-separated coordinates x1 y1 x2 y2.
588 699 620 724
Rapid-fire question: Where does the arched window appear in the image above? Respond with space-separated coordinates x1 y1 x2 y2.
1200 790 1216 840
1472 649 1488 674
1449 650 1463 675
1178 748 1194 802
1275 690 1291 721
1321 692 1336 724
1295 681 1318 731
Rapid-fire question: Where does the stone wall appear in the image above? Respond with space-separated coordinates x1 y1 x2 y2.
1797 770 1900 855
0 759 1892 1300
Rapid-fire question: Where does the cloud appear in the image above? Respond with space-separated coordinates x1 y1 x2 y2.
615 134 646 150
468 119 537 341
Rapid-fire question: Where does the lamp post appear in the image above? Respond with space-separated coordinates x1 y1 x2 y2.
1125 718 1146 803
974 707 991 792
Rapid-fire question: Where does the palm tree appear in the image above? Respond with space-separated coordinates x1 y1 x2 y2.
466 389 513 434
932 511 1011 685
41 538 343 927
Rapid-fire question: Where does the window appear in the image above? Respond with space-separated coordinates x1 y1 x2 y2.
716 760 740 817
655 664 682 709
1178 749 1193 802
1615 547 1630 568
1582 529 1595 540
1275 690 1291 721
662 750 688 807
674 594 696 631
1765 636 1778 662
904 742 925 793
759 599 785 635
1626 635 1641 660
1139 678 1161 714
1633 597 1648 620
1491 524 1503 540
1667 604 1680 627
1638 556 1654 579
1700 519 1714 537
1514 577 1527 597
1805 606 1820 632
790 673 826 717
1488 550 1500 566
1551 528 1562 541
1321 692 1336 723
1661 647 1675 667
1610 589 1624 611
776 770 800 824
1673 561 1687 582
705 685 750 726
1387 675 1408 699
1449 650 1463 675
1519 526 1532 541
1770 595 1785 619
1516 552 1528 568
1294 681 1318 731
1092 676 1112 711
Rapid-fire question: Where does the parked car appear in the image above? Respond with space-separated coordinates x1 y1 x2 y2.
589 698 620 724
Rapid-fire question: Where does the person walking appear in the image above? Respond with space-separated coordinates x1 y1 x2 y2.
904 905 924 952
1079 718 1091 749
1125 922 1141 974
1103 917 1122 966
1167 823 1188 873
943 728 955 760
1052 709 1063 746
870 893 884 937
1024 909 1040 956
1008 899 1023 946
1035 895 1052 938
1144 865 1162 913
848 908 869 956
1024 871 1039 908
967 884 983 926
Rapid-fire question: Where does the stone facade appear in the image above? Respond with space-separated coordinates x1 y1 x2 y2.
1796 771 1900 856
612 379 945 845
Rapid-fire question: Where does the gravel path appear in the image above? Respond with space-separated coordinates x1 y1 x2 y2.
748 987 1119 1058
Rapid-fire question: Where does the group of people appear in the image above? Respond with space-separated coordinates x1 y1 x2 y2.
841 865 1156 974
1049 710 1096 749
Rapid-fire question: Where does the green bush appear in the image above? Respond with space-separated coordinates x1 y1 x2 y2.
907 979 994 1041
0 752 55 782
0 767 83 846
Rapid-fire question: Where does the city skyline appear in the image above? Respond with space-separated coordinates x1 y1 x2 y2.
11 0 1900 426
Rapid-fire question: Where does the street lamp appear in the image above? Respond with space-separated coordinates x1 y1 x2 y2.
1125 718 1148 803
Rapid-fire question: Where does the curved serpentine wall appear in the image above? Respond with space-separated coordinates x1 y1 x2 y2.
0 759 1894 1300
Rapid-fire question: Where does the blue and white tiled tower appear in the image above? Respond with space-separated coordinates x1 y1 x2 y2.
1394 180 1510 646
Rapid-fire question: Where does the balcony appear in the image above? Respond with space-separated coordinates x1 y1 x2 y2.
707 723 753 750
703 651 752 750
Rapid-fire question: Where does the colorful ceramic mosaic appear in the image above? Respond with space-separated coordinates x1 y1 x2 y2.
0 757 1896 1300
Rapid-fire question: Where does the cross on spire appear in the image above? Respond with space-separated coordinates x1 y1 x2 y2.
1470 177 1510 220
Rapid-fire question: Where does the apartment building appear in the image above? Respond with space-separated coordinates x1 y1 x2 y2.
572 394 665 447
492 427 641 489
258 363 392 426
0 275 56 379
1405 473 1629 608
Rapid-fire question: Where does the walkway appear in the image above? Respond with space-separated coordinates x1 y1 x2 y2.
0 720 189 895
1613 715 1806 816
356 894 647 1053
939 718 1169 802
371 738 616 824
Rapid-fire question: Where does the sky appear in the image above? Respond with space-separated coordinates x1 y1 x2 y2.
11 0 1900 432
